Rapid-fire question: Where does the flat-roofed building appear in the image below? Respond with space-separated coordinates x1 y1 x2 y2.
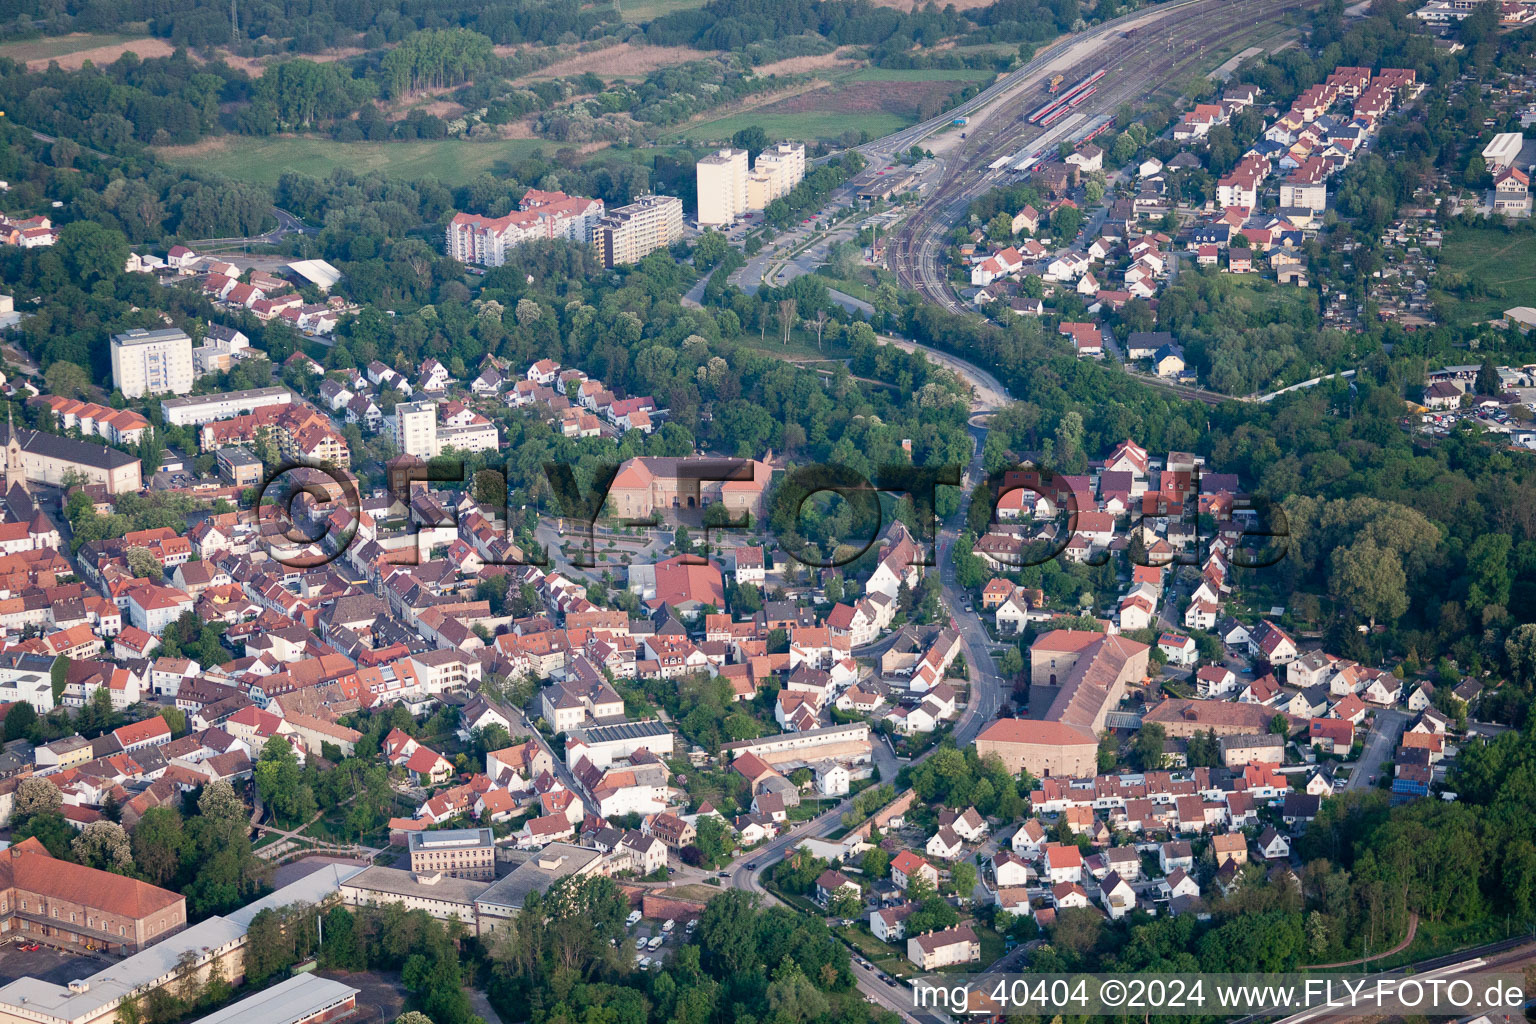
161 387 294 427
408 827 496 880
111 328 193 398
215 447 263 487
474 843 605 937
697 148 749 227
339 866 488 925
591 195 683 268
185 975 358 1024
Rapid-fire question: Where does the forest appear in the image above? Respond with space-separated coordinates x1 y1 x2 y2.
0 0 620 52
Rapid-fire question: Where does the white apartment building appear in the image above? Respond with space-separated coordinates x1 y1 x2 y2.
748 142 806 209
160 386 294 426
697 148 749 227
591 195 684 268
445 189 605 267
394 400 439 459
393 400 499 459
111 328 194 398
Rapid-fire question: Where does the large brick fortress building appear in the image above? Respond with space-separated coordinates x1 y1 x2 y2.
0 838 186 954
606 457 772 521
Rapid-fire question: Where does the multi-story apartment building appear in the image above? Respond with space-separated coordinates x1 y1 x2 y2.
110 328 194 398
747 142 806 209
698 143 806 224
391 401 498 459
591 195 684 268
445 190 605 266
161 386 295 427
697 148 749 226
394 400 438 459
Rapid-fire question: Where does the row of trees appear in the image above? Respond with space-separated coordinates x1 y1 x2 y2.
487 880 876 1024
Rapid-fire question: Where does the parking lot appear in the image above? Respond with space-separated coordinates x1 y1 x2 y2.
630 917 692 971
0 943 104 986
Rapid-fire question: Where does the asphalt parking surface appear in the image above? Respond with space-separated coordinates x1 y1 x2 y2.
0 944 101 986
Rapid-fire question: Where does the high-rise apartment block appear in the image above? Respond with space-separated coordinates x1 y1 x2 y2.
110 328 195 398
749 142 807 208
394 400 438 459
697 142 806 226
445 189 605 267
696 148 750 227
392 400 500 459
591 195 684 268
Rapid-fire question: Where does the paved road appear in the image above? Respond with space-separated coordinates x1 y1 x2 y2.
182 206 316 249
1347 708 1407 791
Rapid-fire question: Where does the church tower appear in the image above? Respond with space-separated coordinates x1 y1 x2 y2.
4 406 25 493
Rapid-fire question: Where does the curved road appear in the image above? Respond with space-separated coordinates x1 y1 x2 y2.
726 334 1009 1022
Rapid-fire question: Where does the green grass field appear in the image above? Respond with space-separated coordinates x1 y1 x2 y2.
0 32 145 62
680 109 913 144
618 0 709 19
155 136 551 186
1432 225 1536 325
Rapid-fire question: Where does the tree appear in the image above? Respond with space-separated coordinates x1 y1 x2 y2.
1187 728 1220 767
1131 723 1167 770
4 701 38 742
732 126 769 156
950 860 977 897
243 909 293 985
861 847 889 879
1000 646 1024 680
319 906 366 971
1050 204 1083 241
1330 538 1408 628
256 735 315 827
126 547 164 580
1476 357 1501 397
131 806 186 887
1465 533 1512 612
44 361 92 399
15 776 61 816
695 814 732 865
198 778 247 822
1270 714 1291 736
1507 623 1536 686
55 221 129 287
777 298 797 346
72 820 133 873
828 887 862 918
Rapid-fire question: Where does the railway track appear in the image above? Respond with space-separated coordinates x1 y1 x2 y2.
889 0 1322 312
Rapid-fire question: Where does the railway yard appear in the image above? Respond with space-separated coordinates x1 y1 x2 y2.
880 0 1323 318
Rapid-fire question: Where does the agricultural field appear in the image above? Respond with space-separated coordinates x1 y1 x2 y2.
1432 225 1536 326
155 135 550 186
0 32 173 70
679 70 986 144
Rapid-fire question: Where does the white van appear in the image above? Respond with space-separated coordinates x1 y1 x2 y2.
647 935 664 950
662 919 674 933
626 910 642 927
